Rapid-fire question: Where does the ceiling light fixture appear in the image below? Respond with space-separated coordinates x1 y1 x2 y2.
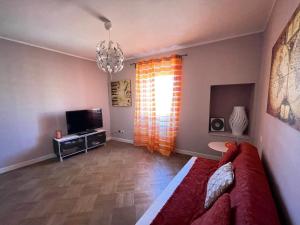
96 21 124 74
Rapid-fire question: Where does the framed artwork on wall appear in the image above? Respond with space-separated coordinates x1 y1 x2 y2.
267 5 300 132
111 80 132 107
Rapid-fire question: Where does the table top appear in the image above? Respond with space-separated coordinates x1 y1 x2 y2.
53 129 106 142
208 141 228 152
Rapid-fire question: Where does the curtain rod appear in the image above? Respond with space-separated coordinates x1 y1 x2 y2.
129 54 188 66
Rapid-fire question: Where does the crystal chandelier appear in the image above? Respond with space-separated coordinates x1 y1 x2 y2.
96 21 124 74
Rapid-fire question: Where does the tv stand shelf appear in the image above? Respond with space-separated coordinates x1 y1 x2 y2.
52 129 106 161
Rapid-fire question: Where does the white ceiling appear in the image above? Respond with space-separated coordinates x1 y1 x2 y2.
0 0 275 61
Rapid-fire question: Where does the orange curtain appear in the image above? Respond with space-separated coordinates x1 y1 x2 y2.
134 55 183 156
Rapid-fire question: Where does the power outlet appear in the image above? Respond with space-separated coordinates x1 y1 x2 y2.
118 130 125 134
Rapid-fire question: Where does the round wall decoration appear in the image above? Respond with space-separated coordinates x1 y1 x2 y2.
210 118 225 131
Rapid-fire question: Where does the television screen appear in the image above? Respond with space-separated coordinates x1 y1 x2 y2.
66 109 103 134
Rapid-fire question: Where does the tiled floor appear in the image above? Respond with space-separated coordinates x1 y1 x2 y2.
0 141 190 225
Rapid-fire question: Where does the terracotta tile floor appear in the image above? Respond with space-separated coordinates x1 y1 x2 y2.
0 141 190 225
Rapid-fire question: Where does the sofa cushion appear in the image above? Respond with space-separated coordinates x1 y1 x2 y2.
229 142 281 225
218 142 239 167
191 193 231 225
204 162 234 208
150 157 218 225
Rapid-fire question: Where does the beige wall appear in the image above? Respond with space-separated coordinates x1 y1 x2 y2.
255 0 300 224
0 38 110 169
110 33 262 157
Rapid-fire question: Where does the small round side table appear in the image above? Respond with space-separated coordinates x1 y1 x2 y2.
208 142 228 155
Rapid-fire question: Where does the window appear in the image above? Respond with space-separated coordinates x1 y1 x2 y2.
134 55 183 156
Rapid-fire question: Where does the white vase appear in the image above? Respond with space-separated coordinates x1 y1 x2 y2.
229 106 248 136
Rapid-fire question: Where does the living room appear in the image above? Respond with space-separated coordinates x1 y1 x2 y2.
0 0 299 225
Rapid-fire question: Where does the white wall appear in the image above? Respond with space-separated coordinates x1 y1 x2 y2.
0 38 110 169
254 0 300 224
110 34 262 157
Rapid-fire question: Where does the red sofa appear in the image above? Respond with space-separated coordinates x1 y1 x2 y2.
150 142 281 225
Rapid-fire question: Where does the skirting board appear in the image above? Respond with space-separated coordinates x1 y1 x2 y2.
110 137 134 144
0 137 115 174
109 136 220 160
0 153 56 174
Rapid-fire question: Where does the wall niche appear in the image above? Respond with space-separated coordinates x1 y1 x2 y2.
209 83 255 138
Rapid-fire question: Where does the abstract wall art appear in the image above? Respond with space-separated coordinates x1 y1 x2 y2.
111 80 132 107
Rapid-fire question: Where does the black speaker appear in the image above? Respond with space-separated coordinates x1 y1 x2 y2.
210 118 225 132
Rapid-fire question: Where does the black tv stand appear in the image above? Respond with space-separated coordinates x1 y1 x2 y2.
76 130 96 136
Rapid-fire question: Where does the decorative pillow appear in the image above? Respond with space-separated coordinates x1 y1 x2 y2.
218 142 239 167
204 162 234 208
191 193 231 225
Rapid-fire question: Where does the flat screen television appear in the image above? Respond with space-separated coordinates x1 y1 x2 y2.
66 109 103 134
